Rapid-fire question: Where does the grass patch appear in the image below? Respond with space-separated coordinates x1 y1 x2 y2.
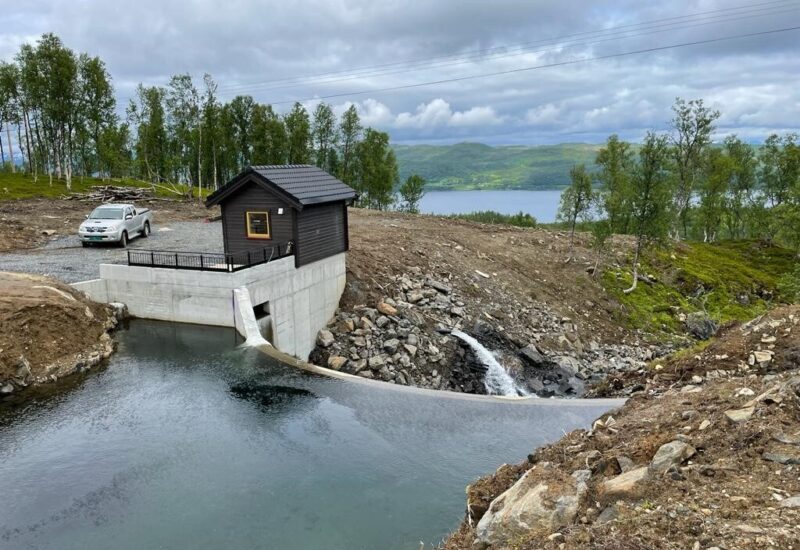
0 172 206 201
604 240 796 335
447 210 537 228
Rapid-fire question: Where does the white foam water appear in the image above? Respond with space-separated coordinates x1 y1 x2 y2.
450 329 533 397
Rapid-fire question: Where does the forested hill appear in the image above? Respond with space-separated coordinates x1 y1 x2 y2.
393 142 603 190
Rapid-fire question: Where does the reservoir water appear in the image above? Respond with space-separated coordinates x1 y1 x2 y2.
0 320 616 550
419 190 564 223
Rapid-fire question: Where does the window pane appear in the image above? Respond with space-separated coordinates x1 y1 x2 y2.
247 212 270 237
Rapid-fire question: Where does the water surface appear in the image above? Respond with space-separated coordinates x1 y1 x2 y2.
0 321 614 550
419 190 563 222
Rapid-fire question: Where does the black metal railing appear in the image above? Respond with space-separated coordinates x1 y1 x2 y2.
127 242 293 272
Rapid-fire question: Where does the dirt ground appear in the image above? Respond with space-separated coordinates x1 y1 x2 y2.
443 306 800 549
0 197 216 252
344 208 635 346
0 271 118 394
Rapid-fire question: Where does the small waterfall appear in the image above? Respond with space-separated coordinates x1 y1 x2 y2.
450 330 532 397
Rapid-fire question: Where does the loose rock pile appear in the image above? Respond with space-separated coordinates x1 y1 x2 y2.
311 268 673 397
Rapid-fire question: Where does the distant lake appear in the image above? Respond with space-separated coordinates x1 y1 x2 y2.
419 190 564 223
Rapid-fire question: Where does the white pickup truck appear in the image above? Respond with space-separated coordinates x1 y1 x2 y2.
78 203 153 247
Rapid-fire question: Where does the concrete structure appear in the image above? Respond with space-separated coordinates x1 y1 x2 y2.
74 252 346 359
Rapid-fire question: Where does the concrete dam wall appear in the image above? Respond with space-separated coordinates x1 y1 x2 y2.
73 252 347 360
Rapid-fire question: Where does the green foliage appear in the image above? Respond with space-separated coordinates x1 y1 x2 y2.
354 128 397 210
284 102 311 164
604 240 796 334
447 210 537 228
777 263 800 303
393 142 602 190
0 172 200 200
596 134 635 233
398 174 426 213
557 163 595 257
670 97 720 238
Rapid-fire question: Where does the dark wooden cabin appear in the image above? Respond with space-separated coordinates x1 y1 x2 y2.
205 165 357 268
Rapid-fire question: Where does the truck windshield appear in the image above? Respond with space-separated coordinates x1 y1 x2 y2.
89 208 124 220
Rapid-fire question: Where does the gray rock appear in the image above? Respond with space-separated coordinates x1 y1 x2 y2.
476 465 583 547
1 383 14 394
406 333 419 346
649 440 696 475
383 338 400 354
724 407 755 423
368 356 385 370
780 496 800 508
407 290 424 303
596 505 619 524
403 344 418 357
519 344 546 366
762 452 800 465
375 316 390 328
685 312 718 340
317 329 335 348
428 280 451 295
450 306 465 317
357 370 374 379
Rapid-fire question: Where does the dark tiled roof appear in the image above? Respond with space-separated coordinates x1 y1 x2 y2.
205 165 356 208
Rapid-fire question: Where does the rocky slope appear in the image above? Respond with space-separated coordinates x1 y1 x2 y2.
443 306 800 549
308 209 794 397
0 271 122 397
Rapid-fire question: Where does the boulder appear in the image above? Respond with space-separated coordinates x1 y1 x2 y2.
649 440 696 475
724 406 755 423
327 356 348 370
602 466 649 499
428 280 451 295
476 465 583 547
685 312 718 340
780 496 800 508
519 344 546 366
377 302 397 316
383 339 400 354
317 330 335 348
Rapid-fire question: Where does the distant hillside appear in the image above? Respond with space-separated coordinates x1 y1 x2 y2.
394 143 602 191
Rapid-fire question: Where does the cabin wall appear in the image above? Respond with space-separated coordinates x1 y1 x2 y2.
220 181 295 254
295 202 348 267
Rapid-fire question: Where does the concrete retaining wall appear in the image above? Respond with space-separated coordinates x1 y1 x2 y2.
73 252 346 360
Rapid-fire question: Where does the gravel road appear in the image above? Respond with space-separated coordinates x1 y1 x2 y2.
0 221 223 283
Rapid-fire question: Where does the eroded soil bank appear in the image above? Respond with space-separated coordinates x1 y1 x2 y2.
443 306 800 549
0 271 121 397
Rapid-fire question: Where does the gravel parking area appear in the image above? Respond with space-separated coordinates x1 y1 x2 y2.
0 220 223 283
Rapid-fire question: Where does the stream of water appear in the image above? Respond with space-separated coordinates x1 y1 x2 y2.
449 330 531 397
0 320 616 550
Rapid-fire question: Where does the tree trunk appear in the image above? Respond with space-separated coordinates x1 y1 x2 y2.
623 238 642 294
0 126 5 166
6 124 15 173
197 126 203 205
567 217 576 261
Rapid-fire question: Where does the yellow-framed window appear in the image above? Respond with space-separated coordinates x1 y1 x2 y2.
245 211 271 239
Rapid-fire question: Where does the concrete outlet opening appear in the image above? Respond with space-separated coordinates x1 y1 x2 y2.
253 301 273 342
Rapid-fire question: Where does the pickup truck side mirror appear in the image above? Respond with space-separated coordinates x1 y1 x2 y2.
125 214 133 220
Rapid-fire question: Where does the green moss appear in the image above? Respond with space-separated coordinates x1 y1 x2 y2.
604 240 795 335
0 173 204 201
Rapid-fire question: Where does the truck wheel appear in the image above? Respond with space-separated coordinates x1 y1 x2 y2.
141 222 150 238
119 231 128 248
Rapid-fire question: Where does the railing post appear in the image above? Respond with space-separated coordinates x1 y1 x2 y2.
150 251 154 266
175 253 178 268
200 254 204 271
247 251 251 266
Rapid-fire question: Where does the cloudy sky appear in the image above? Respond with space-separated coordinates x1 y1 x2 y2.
2 0 799 144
